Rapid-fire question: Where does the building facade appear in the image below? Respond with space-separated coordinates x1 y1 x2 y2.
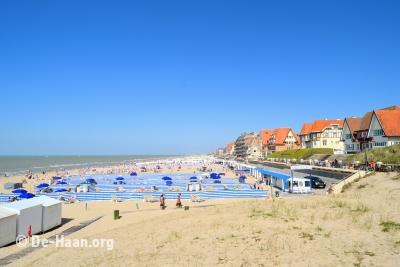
267 128 300 152
299 120 344 151
342 106 400 153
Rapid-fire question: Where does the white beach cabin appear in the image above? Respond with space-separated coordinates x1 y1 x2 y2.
30 196 62 232
0 208 18 247
1 199 43 237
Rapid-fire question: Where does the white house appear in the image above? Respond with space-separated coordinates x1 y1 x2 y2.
342 106 400 154
367 107 400 148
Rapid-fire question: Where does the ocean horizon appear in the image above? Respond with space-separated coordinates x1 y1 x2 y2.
0 155 181 175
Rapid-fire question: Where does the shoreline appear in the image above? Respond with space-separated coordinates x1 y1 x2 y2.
0 155 184 177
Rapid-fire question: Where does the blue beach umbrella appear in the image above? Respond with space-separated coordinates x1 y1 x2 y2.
115 177 125 181
189 176 198 182
85 178 97 184
210 173 218 179
130 172 137 176
162 176 172 181
52 176 62 180
56 181 68 185
36 183 49 189
19 193 35 199
55 188 67 193
239 175 247 180
12 189 27 194
212 175 221 180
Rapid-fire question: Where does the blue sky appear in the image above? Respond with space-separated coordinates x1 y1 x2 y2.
1 0 400 155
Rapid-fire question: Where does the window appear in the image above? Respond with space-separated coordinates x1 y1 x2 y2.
373 129 384 136
305 181 310 187
373 142 387 147
323 140 327 146
345 134 352 139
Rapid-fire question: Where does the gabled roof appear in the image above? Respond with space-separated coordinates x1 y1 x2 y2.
359 111 373 131
344 117 363 133
374 107 400 136
271 128 299 145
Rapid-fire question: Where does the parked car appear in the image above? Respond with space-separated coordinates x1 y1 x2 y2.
305 176 326 189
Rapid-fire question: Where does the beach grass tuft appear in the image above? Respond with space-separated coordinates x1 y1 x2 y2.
380 221 400 232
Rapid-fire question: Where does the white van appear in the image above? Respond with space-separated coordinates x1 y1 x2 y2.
288 177 312 194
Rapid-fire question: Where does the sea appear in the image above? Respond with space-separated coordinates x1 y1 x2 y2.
0 155 178 176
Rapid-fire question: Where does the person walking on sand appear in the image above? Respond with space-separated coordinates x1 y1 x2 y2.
160 194 166 210
176 193 182 208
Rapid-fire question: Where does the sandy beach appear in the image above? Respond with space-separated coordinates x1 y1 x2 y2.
1 171 399 266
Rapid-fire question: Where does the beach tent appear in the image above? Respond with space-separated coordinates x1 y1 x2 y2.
0 208 17 247
29 196 62 232
19 193 36 199
1 199 43 236
12 189 27 194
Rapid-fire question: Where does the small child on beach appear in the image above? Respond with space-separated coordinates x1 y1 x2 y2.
160 194 166 210
176 193 182 208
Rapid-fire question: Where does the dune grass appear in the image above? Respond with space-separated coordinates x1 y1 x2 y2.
267 148 333 160
352 144 400 164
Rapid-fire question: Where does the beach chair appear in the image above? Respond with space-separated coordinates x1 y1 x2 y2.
143 194 158 203
191 194 205 203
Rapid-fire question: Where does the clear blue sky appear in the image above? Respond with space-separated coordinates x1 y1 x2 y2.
1 0 399 155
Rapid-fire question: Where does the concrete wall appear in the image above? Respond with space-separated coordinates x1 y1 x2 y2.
329 171 367 194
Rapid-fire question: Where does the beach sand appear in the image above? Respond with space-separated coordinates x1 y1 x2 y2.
1 172 399 266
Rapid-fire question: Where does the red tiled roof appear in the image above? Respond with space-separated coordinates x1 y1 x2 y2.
300 124 313 135
300 120 344 135
271 128 299 145
260 129 273 145
311 120 344 132
375 107 400 136
273 128 289 144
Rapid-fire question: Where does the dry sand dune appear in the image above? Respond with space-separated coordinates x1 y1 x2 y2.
1 172 400 266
